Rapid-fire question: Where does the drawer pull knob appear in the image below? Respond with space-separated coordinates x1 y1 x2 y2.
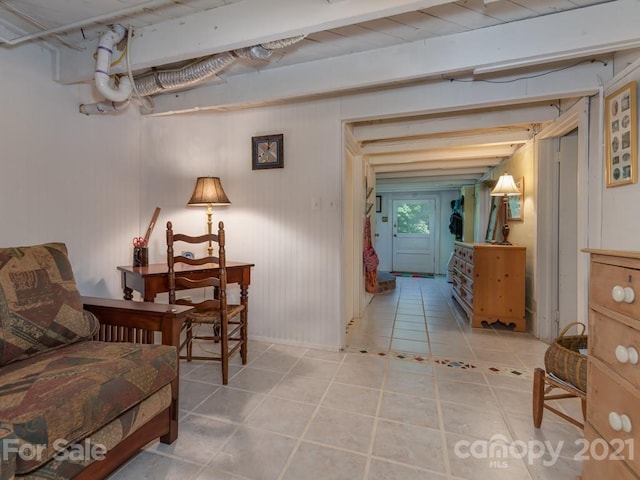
612 285 636 303
609 412 633 433
621 414 633 433
612 285 626 302
614 345 640 365
624 286 635 304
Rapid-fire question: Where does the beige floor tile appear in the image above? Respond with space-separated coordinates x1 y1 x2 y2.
384 370 436 398
251 351 300 373
321 383 381 416
372 420 446 472
245 396 316 437
378 391 439 429
179 379 220 412
269 373 330 404
390 338 429 354
109 451 202 480
209 426 298 480
335 362 386 389
440 400 513 441
288 357 341 380
305 407 375 453
446 432 532 480
225 367 284 393
436 378 495 406
153 414 237 464
367 458 446 480
193 387 264 423
282 442 367 480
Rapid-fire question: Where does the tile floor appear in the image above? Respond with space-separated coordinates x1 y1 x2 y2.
109 275 584 480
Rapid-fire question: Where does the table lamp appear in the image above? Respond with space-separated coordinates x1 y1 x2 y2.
490 173 520 245
187 177 231 255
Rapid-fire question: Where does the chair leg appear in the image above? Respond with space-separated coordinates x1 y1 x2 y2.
186 323 194 362
581 398 587 421
221 326 228 385
240 310 248 365
213 322 221 343
533 368 545 428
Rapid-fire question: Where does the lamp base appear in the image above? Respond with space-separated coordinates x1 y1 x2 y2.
498 223 511 245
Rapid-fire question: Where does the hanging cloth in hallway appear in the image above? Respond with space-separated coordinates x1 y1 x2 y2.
363 216 379 294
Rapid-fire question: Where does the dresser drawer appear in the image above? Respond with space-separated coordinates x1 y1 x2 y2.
463 261 474 278
587 361 640 476
590 311 640 387
590 261 640 319
583 424 638 480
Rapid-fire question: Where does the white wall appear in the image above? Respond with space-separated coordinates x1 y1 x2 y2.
599 60 640 250
140 100 344 349
0 43 142 299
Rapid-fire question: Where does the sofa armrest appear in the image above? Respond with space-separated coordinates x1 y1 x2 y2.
82 296 192 347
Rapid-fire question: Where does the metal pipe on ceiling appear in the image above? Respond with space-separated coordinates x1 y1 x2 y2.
0 0 176 46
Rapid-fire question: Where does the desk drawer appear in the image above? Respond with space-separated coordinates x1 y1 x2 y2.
590 311 640 387
590 261 640 319
587 361 640 476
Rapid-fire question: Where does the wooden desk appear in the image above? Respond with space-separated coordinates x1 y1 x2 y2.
117 261 254 302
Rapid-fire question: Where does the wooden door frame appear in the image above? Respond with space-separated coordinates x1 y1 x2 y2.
535 98 591 342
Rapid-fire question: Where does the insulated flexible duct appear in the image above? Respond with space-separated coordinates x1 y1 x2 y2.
80 28 304 115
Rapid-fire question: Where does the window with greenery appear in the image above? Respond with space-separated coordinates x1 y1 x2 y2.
396 203 431 234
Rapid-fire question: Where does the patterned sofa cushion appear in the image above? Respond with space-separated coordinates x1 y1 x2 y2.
18 384 173 479
0 243 99 366
0 341 177 474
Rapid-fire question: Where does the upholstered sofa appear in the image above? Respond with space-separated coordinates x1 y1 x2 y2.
0 243 190 479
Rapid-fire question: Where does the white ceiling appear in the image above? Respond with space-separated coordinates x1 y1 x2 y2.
1 0 636 190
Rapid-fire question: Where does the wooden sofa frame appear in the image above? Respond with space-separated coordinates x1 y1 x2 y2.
75 297 192 480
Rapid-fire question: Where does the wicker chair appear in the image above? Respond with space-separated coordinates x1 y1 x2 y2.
533 322 587 429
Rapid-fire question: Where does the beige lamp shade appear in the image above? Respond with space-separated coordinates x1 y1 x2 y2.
187 177 231 206
491 174 520 196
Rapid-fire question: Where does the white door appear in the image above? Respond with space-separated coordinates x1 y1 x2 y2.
556 131 579 336
392 198 436 273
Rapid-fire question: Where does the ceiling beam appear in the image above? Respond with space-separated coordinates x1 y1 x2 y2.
378 172 481 181
371 158 503 170
146 0 630 114
56 0 458 84
361 129 531 154
368 145 516 165
373 162 490 175
352 104 556 141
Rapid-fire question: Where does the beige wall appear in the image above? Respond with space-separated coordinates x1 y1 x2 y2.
484 142 537 325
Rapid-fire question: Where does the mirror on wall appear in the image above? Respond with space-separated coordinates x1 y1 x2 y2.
485 196 500 243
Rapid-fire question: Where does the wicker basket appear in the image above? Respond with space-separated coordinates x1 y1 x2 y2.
544 322 588 392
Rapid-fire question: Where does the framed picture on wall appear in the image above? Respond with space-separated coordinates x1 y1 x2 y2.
507 177 524 221
605 81 637 187
252 134 284 170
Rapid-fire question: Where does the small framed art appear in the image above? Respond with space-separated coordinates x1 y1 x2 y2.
605 81 637 187
507 177 524 221
252 134 284 170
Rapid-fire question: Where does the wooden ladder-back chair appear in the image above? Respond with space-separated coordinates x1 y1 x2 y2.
166 220 247 385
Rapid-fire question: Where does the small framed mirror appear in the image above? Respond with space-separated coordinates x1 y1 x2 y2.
485 196 500 243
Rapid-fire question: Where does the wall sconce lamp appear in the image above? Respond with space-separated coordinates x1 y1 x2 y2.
490 173 520 245
187 176 231 255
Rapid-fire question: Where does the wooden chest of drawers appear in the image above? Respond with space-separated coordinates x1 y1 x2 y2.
583 249 640 479
450 241 526 331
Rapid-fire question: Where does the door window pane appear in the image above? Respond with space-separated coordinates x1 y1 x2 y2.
396 202 431 234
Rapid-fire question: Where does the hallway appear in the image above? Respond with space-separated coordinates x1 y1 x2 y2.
109 276 584 480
